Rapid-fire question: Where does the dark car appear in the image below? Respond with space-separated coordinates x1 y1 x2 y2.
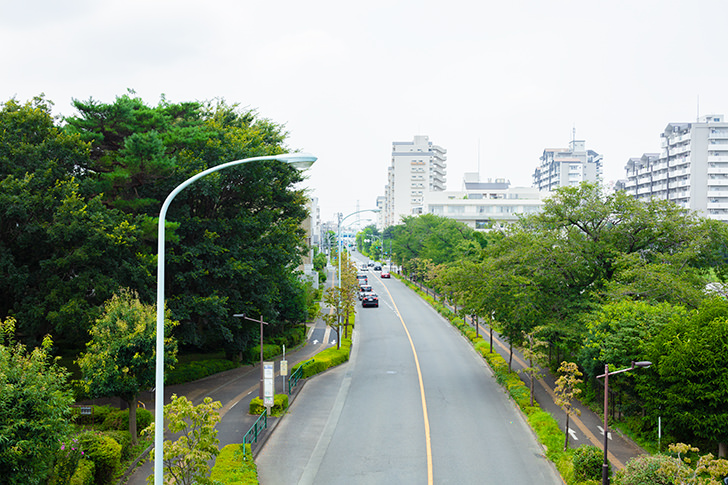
361 292 379 307
380 271 390 278
374 264 382 271
358 284 373 299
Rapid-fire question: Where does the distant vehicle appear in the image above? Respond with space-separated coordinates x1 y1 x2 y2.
367 262 374 267
380 271 390 278
356 274 368 284
373 264 382 271
360 264 368 271
361 292 379 307
358 284 372 299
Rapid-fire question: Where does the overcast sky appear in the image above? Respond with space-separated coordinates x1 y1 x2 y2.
3 0 727 222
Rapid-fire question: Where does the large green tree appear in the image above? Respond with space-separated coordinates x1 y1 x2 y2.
77 290 178 445
0 317 75 484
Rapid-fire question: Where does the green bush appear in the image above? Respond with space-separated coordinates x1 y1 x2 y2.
573 446 604 482
166 358 239 385
72 404 115 426
249 393 289 416
103 430 132 460
291 338 351 379
77 432 122 484
69 458 95 485
612 454 676 485
100 408 153 435
210 444 257 484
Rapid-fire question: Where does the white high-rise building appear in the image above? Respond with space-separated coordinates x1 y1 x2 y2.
383 135 447 227
533 139 603 191
623 114 728 221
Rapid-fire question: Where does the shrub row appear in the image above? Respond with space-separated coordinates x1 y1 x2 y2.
166 358 240 385
72 405 153 436
51 430 125 485
291 337 352 379
398 276 604 485
210 444 257 484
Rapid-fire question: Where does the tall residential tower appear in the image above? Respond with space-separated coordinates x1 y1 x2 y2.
623 114 728 221
383 135 447 227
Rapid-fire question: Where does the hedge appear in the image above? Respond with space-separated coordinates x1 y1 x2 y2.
69 459 95 485
291 337 352 379
166 358 240 385
77 432 122 485
100 408 153 436
210 444 257 484
249 394 289 416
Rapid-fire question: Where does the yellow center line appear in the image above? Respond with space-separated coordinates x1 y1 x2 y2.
380 280 434 485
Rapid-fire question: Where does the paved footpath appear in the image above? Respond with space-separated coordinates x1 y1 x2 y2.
121 314 335 484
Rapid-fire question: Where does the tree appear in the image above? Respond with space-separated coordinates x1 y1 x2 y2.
322 251 357 348
144 394 222 485
554 361 583 451
521 328 547 407
0 317 75 484
77 290 178 445
641 298 728 456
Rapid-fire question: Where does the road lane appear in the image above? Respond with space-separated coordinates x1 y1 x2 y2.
257 266 562 484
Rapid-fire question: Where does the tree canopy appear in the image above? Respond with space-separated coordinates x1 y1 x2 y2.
0 93 312 358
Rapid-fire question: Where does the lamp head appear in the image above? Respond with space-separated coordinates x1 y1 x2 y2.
276 152 317 170
633 361 652 369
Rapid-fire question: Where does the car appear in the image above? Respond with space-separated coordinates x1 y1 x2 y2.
358 284 372 299
367 262 374 267
360 264 368 271
380 271 390 278
373 264 382 271
356 274 368 284
361 292 379 307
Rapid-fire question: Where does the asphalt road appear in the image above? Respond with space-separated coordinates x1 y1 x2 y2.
256 261 563 484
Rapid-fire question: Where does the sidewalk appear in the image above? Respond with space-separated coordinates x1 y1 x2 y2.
120 298 336 483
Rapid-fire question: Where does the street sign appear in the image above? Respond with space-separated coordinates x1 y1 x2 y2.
263 361 274 407
280 360 288 376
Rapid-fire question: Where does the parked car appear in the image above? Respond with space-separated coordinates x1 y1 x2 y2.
380 271 390 278
358 284 372 299
361 292 379 307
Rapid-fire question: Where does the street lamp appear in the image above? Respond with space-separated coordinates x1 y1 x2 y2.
596 360 652 485
233 314 269 401
154 153 316 483
336 209 380 292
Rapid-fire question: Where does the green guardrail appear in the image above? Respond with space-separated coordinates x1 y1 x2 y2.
243 410 267 446
288 359 314 394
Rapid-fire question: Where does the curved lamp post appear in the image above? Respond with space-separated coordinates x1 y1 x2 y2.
154 153 316 483
596 360 651 485
336 209 380 291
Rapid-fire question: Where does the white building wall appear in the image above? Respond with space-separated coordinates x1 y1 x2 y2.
384 135 447 227
623 114 728 221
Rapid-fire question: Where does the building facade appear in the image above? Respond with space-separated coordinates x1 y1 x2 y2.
533 139 603 191
383 135 447 227
623 114 728 221
421 173 550 230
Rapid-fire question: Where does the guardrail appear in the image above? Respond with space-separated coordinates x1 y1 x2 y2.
288 358 314 394
243 410 267 448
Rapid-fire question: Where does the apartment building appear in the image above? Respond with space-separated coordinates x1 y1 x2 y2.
382 135 447 227
422 173 550 230
533 139 603 191
623 114 728 221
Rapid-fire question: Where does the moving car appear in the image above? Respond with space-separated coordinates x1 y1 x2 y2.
356 274 368 284
361 292 379 307
374 264 382 271
358 284 372 299
380 271 390 278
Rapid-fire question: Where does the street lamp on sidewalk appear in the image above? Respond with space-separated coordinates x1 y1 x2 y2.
596 360 651 485
154 153 316 483
233 314 269 401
